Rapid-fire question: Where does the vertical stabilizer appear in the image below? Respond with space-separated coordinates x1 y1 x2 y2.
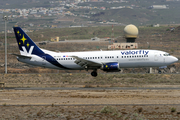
13 27 44 56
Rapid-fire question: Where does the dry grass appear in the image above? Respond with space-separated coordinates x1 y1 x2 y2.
1 73 180 88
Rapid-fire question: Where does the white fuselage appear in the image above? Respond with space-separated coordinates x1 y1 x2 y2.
18 49 178 70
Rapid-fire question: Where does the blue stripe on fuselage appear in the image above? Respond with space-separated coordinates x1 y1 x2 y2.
38 54 70 70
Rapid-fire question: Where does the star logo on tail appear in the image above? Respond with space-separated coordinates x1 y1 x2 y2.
21 35 27 45
17 31 21 36
26 43 30 47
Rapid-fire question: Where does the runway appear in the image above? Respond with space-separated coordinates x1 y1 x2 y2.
0 103 180 106
1 86 180 110
4 86 180 90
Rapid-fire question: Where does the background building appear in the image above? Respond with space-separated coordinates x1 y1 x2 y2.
108 24 139 50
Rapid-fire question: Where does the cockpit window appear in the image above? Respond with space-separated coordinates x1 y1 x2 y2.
163 53 170 56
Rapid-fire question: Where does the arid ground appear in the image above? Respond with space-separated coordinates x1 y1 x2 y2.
0 73 180 119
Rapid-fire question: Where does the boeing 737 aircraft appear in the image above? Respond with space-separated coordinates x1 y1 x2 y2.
13 27 178 77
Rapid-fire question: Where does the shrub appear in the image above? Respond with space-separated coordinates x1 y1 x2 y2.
171 107 176 113
100 106 117 114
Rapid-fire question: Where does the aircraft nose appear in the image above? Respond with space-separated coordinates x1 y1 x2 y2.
166 56 178 64
171 56 178 63
174 57 178 62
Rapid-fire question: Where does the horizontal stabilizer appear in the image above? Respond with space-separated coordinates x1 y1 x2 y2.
10 53 32 59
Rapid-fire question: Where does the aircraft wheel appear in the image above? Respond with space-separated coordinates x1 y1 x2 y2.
91 71 97 77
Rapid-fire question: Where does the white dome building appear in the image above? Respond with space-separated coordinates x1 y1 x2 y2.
124 24 139 42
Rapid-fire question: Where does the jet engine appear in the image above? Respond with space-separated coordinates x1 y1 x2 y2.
101 62 121 72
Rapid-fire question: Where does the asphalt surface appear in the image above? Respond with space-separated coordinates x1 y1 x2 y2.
4 87 180 90
2 86 180 106
1 104 180 106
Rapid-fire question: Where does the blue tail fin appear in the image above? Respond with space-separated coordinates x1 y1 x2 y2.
13 27 44 55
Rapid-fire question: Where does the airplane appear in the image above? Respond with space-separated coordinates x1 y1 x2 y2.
12 27 178 77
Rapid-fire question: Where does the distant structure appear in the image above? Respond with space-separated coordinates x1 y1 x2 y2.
108 24 139 50
124 24 138 43
111 25 114 42
149 5 168 9
51 25 58 28
91 37 100 41
153 24 160 27
51 37 59 42
108 43 138 49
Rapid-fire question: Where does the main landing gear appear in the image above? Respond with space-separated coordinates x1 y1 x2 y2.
91 70 97 77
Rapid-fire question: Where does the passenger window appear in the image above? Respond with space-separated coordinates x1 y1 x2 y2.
122 56 123 58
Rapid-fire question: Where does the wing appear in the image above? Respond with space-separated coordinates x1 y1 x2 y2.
71 56 102 69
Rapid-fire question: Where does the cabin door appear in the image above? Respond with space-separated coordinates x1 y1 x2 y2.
154 53 158 61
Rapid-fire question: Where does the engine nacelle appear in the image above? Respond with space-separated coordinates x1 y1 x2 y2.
101 62 121 72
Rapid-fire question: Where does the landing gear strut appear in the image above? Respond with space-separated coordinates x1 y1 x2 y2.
91 70 97 77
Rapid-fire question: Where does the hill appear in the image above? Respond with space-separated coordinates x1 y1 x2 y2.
1 0 180 31
80 0 180 25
